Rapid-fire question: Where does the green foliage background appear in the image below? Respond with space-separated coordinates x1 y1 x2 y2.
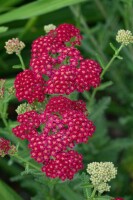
0 0 133 199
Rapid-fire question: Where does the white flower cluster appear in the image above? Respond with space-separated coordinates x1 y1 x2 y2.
86 162 117 194
116 29 133 45
5 38 25 54
16 103 33 114
44 24 56 33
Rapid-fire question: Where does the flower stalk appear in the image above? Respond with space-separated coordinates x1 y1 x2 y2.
16 53 26 70
13 154 41 172
88 44 124 111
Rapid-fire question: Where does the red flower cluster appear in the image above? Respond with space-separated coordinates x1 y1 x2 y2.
15 70 46 103
14 23 102 103
12 96 95 180
114 198 124 200
12 23 101 180
0 137 11 156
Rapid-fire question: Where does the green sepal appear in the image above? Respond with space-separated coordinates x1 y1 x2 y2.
110 42 116 52
12 65 22 69
97 81 113 91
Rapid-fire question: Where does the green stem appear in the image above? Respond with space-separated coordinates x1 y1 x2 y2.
13 154 41 172
0 103 8 127
100 44 124 78
17 53 25 70
19 17 37 39
1 114 8 127
85 187 90 200
90 187 97 198
70 5 107 62
94 0 107 18
88 44 124 110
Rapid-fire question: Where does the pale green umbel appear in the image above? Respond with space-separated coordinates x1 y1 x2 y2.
116 29 133 45
87 162 117 194
44 24 56 33
16 103 33 115
4 38 25 54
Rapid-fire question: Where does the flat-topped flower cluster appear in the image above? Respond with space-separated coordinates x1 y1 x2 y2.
12 23 102 180
14 24 102 103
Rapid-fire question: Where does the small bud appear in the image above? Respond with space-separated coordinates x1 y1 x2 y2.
116 29 133 45
5 38 25 54
9 145 17 155
8 86 15 95
16 102 33 114
44 24 56 33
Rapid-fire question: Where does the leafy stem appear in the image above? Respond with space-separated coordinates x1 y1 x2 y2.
90 187 97 198
13 153 41 172
16 53 25 70
100 44 124 78
0 102 8 127
88 44 124 111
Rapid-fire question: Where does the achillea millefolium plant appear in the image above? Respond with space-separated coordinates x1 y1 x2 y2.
1 23 133 200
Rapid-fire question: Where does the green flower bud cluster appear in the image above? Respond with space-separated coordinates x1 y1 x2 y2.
4 38 25 54
116 29 133 45
87 162 117 194
8 86 15 95
16 103 33 115
44 24 56 33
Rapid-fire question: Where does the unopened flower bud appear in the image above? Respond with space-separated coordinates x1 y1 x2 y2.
8 86 15 95
9 145 17 155
5 38 25 54
44 24 56 33
16 103 33 114
116 29 133 45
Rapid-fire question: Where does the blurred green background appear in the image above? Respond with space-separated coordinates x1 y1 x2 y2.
0 0 133 199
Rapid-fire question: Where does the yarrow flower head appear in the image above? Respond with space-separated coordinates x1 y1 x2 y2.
11 23 102 181
42 150 83 180
116 29 133 45
5 38 25 54
114 198 124 200
29 23 102 95
14 69 46 103
86 162 117 194
44 24 56 33
12 96 95 180
0 138 16 157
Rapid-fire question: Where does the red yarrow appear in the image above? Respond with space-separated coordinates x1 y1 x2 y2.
31 23 82 60
0 138 11 157
42 150 83 181
29 23 102 95
14 69 46 103
12 23 101 180
12 111 40 140
12 96 95 180
44 95 87 115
